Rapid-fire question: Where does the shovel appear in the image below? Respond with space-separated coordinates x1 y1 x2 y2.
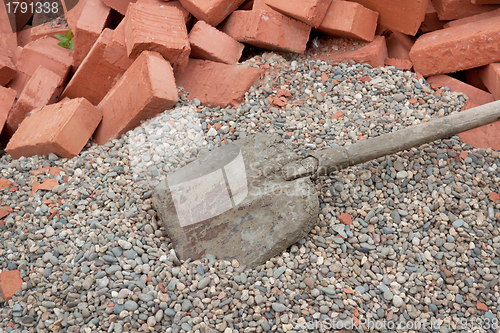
152 100 500 268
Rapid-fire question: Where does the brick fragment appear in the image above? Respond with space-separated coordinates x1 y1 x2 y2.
264 0 331 28
219 10 311 53
62 0 86 30
189 21 244 64
426 75 495 105
347 0 428 36
0 0 17 56
6 71 31 98
471 0 500 4
409 17 500 77
0 270 22 302
5 98 102 159
385 31 415 67
465 68 489 92
317 0 378 42
72 0 112 69
0 87 16 133
478 63 500 100
124 3 190 70
175 59 262 107
316 36 388 68
103 21 133 71
100 0 137 14
136 0 192 23
384 58 412 70
16 36 72 79
17 27 31 47
93 51 178 145
420 1 448 33
179 0 246 26
431 0 500 20
457 100 500 151
2 66 63 142
443 8 500 28
62 29 123 105
0 50 16 86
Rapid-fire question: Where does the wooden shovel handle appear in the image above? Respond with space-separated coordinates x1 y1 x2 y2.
311 99 500 177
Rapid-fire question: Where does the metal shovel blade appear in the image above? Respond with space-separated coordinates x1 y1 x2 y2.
152 134 319 267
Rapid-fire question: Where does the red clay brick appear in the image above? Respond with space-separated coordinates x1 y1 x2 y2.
471 0 500 4
12 1 34 32
465 67 489 92
72 0 112 69
189 21 244 65
264 0 331 28
5 98 102 159
101 0 137 14
30 20 70 42
457 100 500 151
219 9 311 53
431 0 500 20
6 71 31 98
175 58 262 107
179 0 246 26
384 58 412 70
316 36 388 68
347 0 428 36
0 50 16 86
420 1 448 33
62 0 86 30
0 87 16 133
478 63 500 100
386 31 415 62
443 8 500 28
124 3 190 70
2 66 63 142
239 0 255 10
62 29 124 105
317 0 378 42
0 270 22 302
410 17 500 77
103 20 133 71
136 0 192 23
17 26 31 47
93 51 178 145
0 1 17 57
16 36 72 79
252 0 272 10
426 75 495 105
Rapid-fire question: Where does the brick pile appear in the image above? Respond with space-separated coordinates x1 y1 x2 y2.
0 0 498 161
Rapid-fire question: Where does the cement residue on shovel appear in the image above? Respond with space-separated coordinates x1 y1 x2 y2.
153 134 319 267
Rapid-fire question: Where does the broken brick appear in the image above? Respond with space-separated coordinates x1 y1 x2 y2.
2 66 63 143
477 63 500 100
5 98 102 159
386 31 415 61
444 8 500 28
189 20 244 65
30 178 59 196
410 16 500 77
30 20 70 42
348 0 428 36
175 58 262 107
0 86 16 134
62 29 123 105
124 2 190 70
219 9 311 53
0 270 22 302
100 0 137 15
0 50 15 86
431 0 500 20
103 20 133 71
264 0 331 28
420 1 448 33
15 36 72 79
385 58 412 70
316 36 388 68
93 51 178 145
179 0 246 26
490 192 500 202
426 75 495 105
0 1 18 57
6 71 31 98
72 0 112 69
62 0 86 30
339 212 352 225
317 0 378 42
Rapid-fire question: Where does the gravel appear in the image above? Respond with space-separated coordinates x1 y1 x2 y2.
0 50 499 333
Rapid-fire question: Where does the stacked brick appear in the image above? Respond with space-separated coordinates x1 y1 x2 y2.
0 0 499 160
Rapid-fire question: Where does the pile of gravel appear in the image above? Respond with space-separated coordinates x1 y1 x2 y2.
0 51 499 333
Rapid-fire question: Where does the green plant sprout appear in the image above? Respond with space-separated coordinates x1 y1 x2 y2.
54 29 74 50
